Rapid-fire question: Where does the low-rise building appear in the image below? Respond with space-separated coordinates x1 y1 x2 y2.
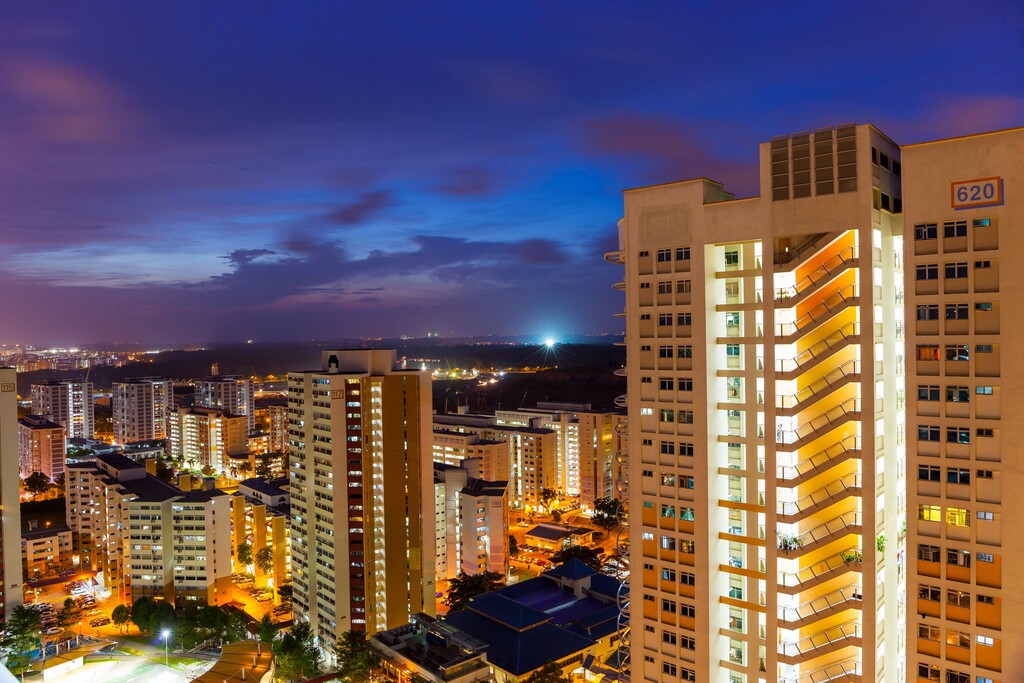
523 523 595 552
22 524 73 578
18 415 65 480
369 613 493 683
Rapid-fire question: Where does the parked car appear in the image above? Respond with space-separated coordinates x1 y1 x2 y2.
256 593 273 602
89 617 111 627
86 609 103 617
44 627 61 636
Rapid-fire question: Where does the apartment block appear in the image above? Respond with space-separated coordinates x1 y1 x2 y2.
903 127 1024 683
65 452 233 604
194 375 256 432
22 524 73 578
113 377 172 445
167 406 248 473
432 429 508 481
30 378 94 439
611 124 905 682
288 349 434 651
433 461 509 579
18 415 66 480
230 477 291 594
0 367 24 621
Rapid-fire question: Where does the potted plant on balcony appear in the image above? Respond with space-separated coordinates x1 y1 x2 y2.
841 550 863 566
777 534 803 553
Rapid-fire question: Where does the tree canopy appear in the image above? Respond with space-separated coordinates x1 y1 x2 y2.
0 605 42 677
591 497 624 531
112 604 131 633
24 472 52 499
550 545 602 570
334 630 381 683
255 546 274 574
444 571 504 613
237 543 253 566
525 661 573 683
273 621 322 682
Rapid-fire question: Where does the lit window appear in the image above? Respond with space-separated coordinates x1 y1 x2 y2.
918 505 941 522
946 508 970 527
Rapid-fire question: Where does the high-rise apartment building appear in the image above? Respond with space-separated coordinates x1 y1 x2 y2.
30 378 94 439
167 406 249 473
113 377 172 445
432 428 508 481
268 404 288 454
288 349 435 652
18 415 65 480
194 375 255 432
0 368 24 621
902 127 1023 683
611 124 906 682
433 461 508 580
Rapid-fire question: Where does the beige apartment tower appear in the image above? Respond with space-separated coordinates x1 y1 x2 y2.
903 127 1023 683
0 368 24 621
611 124 907 683
288 349 435 654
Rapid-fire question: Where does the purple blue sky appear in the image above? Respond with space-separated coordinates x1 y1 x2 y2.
2 1 1022 345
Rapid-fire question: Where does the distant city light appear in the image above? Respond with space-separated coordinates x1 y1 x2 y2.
544 338 556 348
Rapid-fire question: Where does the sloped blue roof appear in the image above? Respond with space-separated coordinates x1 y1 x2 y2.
468 592 550 630
544 558 597 581
589 573 624 599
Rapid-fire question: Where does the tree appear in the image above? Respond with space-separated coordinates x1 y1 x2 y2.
112 604 131 633
550 545 602 570
58 597 81 630
273 621 322 682
54 472 67 490
155 459 175 483
540 488 557 507
201 465 216 478
525 661 573 683
255 546 274 575
508 535 519 558
0 605 41 678
551 509 562 523
443 571 504 613
277 583 293 599
238 461 254 478
255 461 272 478
592 497 624 531
25 471 51 500
130 597 158 634
237 543 253 566
335 630 380 683
257 614 277 643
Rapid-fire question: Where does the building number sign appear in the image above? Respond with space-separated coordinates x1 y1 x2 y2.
951 177 1003 210
0 383 13 392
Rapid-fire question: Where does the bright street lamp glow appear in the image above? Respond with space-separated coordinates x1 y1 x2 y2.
544 338 555 348
162 629 170 638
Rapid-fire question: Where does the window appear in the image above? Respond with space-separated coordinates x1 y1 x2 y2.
946 630 970 648
639 282 650 289
680 476 695 489
679 379 693 392
662 632 677 645
945 345 969 361
680 669 696 682
679 410 694 424
658 345 673 358
917 305 939 320
679 540 695 554
977 635 994 647
918 666 939 682
918 505 942 522
946 428 970 444
978 594 994 605
661 599 676 613
677 346 693 358
680 604 695 617
657 249 671 263
945 262 968 279
679 507 695 520
977 511 994 521
726 344 740 356
661 568 676 581
947 508 970 527
974 217 991 228
641 376 652 384
914 223 937 240
944 220 967 237
977 552 994 563
680 635 695 650
945 303 969 320
918 544 941 561
916 264 939 280
918 426 940 442
658 313 672 326
947 549 971 567
639 250 649 257
640 407 653 416
640 344 651 351
918 465 940 481
918 584 941 601
947 589 971 608
975 260 991 269
976 469 993 478
946 386 970 402
642 470 653 478
947 468 970 484
676 247 690 261
660 474 675 486
660 535 676 550
680 572 695 585
677 313 692 326
919 624 940 640
662 663 676 676
725 250 739 266
659 378 674 391
917 345 940 361
657 281 672 294
659 441 675 455
679 442 694 456
677 280 691 293
976 344 993 353
976 302 992 311
976 386 994 395
918 385 940 401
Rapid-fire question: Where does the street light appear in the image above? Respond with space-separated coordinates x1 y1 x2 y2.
162 628 170 667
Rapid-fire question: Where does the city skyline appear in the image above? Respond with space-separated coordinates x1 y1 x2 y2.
2 2 1022 345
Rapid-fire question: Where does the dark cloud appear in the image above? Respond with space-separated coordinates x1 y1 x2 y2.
326 190 397 226
225 248 275 266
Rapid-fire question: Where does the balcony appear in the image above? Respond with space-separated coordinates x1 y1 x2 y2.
774 284 860 343
774 232 842 271
604 250 625 265
775 247 859 306
778 584 863 628
776 360 860 416
778 620 862 664
776 322 860 379
777 435 861 485
776 398 861 451
778 657 862 683
778 473 862 521
777 547 863 594
779 510 862 555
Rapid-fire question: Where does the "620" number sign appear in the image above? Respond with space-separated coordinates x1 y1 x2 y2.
951 177 1003 210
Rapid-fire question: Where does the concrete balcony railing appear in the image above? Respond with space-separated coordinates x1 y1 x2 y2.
778 473 862 520
775 322 860 379
775 398 861 451
604 250 625 265
777 435 861 485
778 619 862 664
777 547 863 594
775 247 859 306
774 284 859 343
778 584 863 628
778 510 862 555
776 360 860 415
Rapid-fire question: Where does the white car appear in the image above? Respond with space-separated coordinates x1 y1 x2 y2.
87 609 103 617
44 627 61 636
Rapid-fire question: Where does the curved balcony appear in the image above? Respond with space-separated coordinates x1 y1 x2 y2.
775 247 859 306
774 284 859 343
775 323 860 379
613 309 626 318
779 658 862 683
778 620 862 665
778 547 863 594
777 511 862 555
613 367 627 377
775 398 861 451
776 360 860 416
778 584 862 628
778 473 862 521
614 394 628 408
777 436 861 485
604 250 625 265
612 280 626 291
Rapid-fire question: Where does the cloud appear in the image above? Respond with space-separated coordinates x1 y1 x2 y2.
326 189 397 226
224 248 276 266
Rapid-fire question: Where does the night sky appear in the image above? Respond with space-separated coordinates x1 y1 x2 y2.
2 2 1022 346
